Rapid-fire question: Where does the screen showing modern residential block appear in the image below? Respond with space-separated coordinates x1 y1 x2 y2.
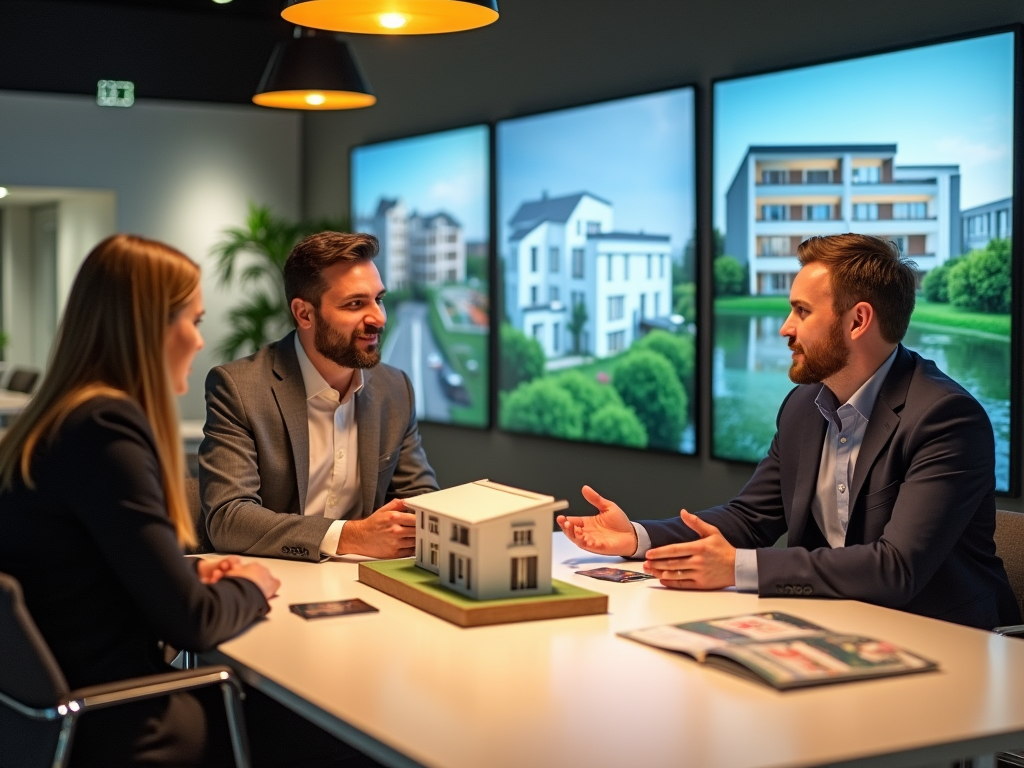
713 30 1017 492
497 87 697 454
351 125 490 428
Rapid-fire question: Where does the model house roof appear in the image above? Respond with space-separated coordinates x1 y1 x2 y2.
508 191 611 229
961 197 1013 216
406 480 568 524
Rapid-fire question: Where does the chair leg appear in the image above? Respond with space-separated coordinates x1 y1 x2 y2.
51 713 77 768
220 681 252 768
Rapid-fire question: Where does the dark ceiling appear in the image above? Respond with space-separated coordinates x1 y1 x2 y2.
0 0 294 103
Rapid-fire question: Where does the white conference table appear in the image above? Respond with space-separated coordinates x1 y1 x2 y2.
205 535 1024 768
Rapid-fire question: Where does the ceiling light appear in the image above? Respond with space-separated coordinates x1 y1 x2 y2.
253 31 376 110
281 0 499 35
212 0 233 4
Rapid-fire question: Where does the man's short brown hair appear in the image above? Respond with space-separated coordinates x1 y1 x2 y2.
284 231 379 308
797 234 917 343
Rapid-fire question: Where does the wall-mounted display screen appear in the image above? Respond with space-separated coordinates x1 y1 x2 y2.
712 30 1017 493
497 87 696 453
352 125 491 428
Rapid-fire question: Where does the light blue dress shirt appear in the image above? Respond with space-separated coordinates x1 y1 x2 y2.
631 348 898 592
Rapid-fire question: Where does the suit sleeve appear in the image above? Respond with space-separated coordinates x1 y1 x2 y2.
60 401 269 652
199 365 332 562
641 389 795 550
385 370 439 500
756 391 994 607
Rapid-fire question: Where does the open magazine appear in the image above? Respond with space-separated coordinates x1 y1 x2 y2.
620 612 937 690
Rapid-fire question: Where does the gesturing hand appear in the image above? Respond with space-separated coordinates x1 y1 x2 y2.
644 510 736 590
197 555 242 585
556 485 638 557
337 498 416 558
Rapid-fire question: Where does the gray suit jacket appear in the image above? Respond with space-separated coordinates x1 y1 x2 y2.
643 345 1019 629
199 332 438 561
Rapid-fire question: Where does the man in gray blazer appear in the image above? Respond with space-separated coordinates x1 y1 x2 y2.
559 233 1018 629
200 232 438 562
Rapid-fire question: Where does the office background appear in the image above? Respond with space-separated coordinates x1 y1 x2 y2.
0 0 1020 518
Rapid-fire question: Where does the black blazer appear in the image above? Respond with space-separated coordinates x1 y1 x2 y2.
645 346 1019 629
0 397 268 690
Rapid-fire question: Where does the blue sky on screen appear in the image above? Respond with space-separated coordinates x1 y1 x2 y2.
498 88 695 256
714 33 1015 230
351 125 489 243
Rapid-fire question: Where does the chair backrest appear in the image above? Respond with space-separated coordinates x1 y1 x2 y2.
0 573 70 709
185 475 213 555
995 510 1024 621
6 369 39 395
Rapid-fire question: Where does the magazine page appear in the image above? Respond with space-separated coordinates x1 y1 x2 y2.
620 612 826 661
713 634 938 689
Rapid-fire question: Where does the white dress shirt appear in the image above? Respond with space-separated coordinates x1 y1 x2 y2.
631 348 899 592
294 335 364 556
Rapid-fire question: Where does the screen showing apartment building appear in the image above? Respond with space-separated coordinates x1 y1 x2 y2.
351 125 490 428
712 30 1016 492
497 87 697 454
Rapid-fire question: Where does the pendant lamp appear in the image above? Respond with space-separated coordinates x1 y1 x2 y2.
281 0 498 35
253 29 376 110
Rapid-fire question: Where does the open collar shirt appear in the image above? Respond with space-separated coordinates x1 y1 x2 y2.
294 334 364 556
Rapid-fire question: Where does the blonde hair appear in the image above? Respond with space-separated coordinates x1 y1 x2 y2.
0 234 200 548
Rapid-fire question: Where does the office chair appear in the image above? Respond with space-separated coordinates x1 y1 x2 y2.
992 511 1024 768
0 572 251 768
5 368 39 394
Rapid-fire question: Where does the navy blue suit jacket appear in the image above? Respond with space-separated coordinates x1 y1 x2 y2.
644 345 1019 629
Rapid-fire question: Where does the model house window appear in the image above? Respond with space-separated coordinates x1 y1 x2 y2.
623 255 630 280
608 295 625 321
451 524 469 546
512 528 534 546
429 541 439 567
549 246 560 273
998 210 1010 238
447 269 457 282
572 248 585 278
853 203 879 220
890 236 907 255
587 221 601 234
654 293 660 316
552 323 560 352
428 516 439 534
659 254 665 277
549 286 560 302
606 254 613 281
447 251 457 260
532 323 543 342
640 294 647 319
761 169 787 184
530 246 538 273
852 166 880 184
893 202 927 219
804 169 831 183
806 205 832 221
530 286 538 305
762 205 787 221
448 552 455 584
647 254 653 279
511 556 538 590
420 511 424 529
608 331 625 354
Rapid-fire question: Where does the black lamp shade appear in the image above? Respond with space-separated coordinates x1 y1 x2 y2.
253 34 375 110
281 0 499 35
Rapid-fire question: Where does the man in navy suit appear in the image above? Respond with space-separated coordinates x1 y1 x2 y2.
559 234 1019 629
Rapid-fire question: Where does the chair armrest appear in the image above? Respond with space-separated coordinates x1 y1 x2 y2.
66 666 243 712
993 624 1024 637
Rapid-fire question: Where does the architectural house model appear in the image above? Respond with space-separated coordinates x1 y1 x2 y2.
407 480 568 600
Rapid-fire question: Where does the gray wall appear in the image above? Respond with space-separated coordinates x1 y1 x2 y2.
303 0 1024 516
0 90 302 418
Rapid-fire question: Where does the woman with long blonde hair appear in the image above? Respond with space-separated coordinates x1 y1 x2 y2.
0 234 278 767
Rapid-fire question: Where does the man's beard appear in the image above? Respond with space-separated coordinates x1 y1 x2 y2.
313 313 383 369
788 317 848 384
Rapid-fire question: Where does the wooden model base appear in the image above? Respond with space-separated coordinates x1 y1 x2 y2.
358 558 608 627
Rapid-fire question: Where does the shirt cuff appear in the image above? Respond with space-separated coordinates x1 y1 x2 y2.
320 519 347 557
734 549 758 592
630 522 652 559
